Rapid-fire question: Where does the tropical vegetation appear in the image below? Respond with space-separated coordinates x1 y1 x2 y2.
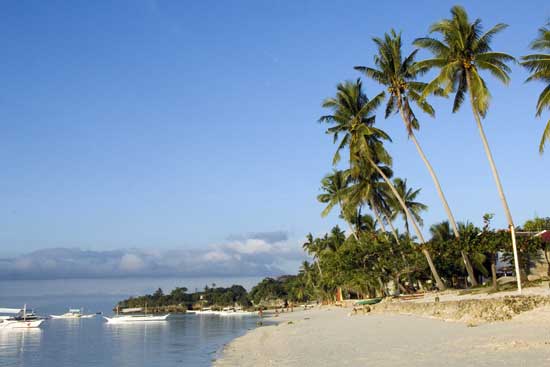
293 5 550 301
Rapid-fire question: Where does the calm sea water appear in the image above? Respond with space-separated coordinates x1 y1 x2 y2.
0 277 263 367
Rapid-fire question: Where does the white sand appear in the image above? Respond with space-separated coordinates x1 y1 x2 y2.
214 305 550 366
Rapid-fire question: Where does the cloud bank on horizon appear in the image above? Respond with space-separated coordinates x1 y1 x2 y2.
0 231 306 280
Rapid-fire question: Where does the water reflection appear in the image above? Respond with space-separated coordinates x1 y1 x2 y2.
0 329 43 366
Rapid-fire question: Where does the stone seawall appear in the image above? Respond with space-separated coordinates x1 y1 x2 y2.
371 295 550 324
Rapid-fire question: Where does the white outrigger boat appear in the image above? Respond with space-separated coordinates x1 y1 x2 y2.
103 307 170 324
0 306 44 329
195 307 219 315
50 308 96 319
219 306 254 316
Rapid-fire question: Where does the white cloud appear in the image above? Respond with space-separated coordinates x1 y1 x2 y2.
119 254 146 272
225 239 272 254
203 250 232 262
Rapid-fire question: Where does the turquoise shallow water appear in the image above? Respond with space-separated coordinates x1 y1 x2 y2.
0 277 262 367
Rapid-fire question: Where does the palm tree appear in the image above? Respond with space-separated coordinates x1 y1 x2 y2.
430 220 453 242
317 169 357 238
521 23 550 153
302 233 323 276
356 30 478 286
319 79 386 169
300 260 318 291
349 212 377 233
344 159 394 235
318 170 350 217
414 5 520 291
389 178 427 235
320 79 446 290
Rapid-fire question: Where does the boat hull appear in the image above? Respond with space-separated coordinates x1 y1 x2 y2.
219 311 254 316
51 314 96 319
0 319 44 329
354 297 383 306
104 314 170 323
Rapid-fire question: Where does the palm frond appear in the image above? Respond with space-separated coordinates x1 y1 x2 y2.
539 119 550 154
535 84 550 116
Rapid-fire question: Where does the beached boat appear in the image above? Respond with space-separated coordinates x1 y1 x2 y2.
0 306 44 329
354 298 383 306
50 308 96 319
103 307 170 323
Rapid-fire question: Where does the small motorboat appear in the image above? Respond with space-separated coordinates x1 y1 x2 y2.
0 306 44 329
50 308 96 319
103 307 169 324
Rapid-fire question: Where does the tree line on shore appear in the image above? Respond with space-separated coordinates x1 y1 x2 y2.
118 284 251 310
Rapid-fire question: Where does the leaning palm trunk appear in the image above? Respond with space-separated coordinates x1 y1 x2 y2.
466 72 521 292
315 258 323 277
371 204 388 233
398 102 478 287
385 215 401 245
337 199 359 241
386 215 414 291
366 157 446 290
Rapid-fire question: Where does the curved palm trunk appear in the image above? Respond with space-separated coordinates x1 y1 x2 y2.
398 102 478 287
315 257 323 277
386 215 414 291
385 215 401 245
372 204 387 233
366 157 446 290
466 72 521 293
338 199 359 241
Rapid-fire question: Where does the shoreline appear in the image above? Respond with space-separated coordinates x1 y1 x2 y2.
213 292 550 366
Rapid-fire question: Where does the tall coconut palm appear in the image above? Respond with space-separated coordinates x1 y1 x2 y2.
414 5 520 291
320 79 446 290
521 23 550 153
355 30 478 286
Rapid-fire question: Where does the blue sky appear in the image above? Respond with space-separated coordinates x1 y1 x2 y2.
1 1 549 276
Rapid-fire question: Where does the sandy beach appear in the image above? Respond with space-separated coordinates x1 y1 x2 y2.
214 302 550 366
